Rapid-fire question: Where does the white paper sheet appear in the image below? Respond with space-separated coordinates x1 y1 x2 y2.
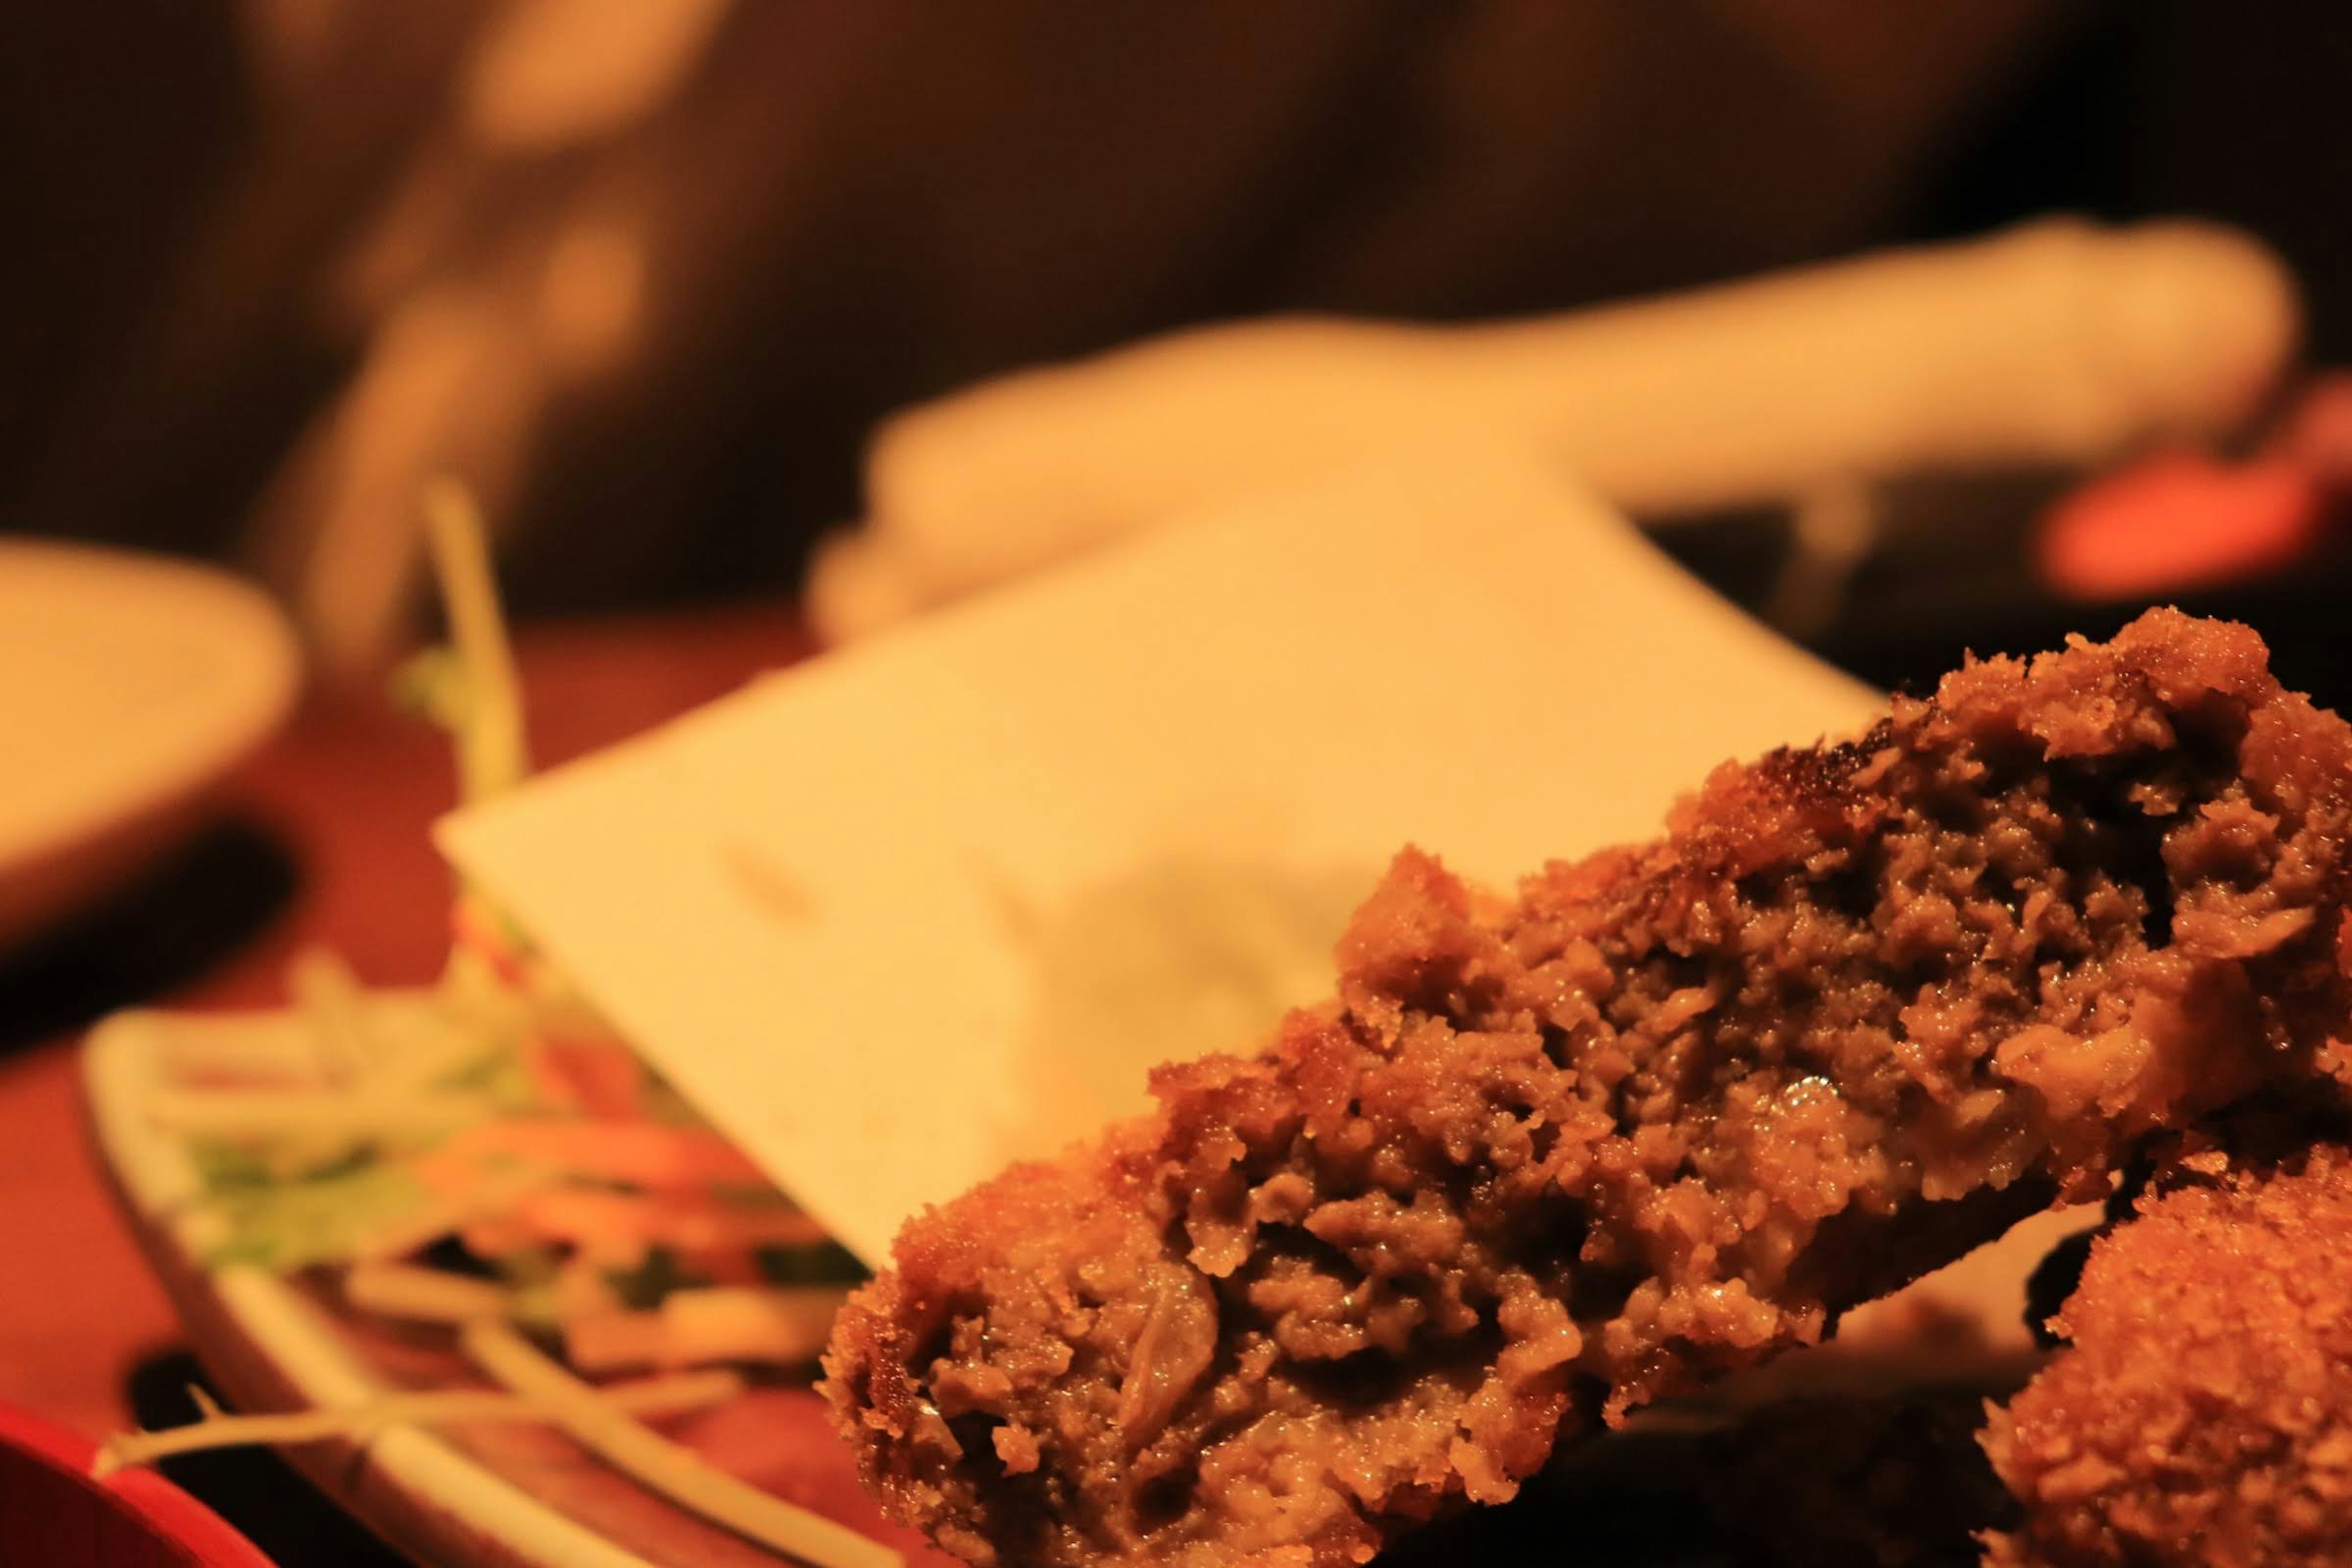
438 443 1879 1262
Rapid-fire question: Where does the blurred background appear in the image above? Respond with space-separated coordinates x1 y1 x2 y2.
11 9 2352 1561
12 0 2352 696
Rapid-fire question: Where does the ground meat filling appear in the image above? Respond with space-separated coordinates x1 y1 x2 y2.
824 611 2352 1568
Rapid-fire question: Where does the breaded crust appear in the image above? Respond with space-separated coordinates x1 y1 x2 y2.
1985 1145 2352 1567
825 610 2352 1567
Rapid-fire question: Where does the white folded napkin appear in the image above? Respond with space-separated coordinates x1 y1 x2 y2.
445 445 1877 1260
813 217 2298 641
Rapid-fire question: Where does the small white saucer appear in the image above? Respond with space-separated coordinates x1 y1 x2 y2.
0 540 301 949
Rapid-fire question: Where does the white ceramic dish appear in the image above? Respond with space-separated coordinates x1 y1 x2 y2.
0 540 301 949
86 1000 922 1568
85 1003 665 1568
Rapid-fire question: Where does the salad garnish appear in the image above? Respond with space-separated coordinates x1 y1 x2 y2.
105 483 892 1568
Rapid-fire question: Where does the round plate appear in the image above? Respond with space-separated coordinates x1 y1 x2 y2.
0 540 300 948
83 1005 939 1568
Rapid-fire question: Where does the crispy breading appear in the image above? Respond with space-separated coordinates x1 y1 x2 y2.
1985 1146 2352 1567
824 610 2352 1567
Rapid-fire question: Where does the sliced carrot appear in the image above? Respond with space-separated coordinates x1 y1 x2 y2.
459 1217 540 1258
411 1144 487 1199
531 1035 646 1119
566 1309 674 1374
514 1188 829 1254
450 901 529 988
440 1120 768 1191
519 1038 588 1115
561 1289 845 1373
662 1287 842 1364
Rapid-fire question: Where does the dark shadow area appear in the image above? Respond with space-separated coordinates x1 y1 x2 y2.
126 1334 2010 1568
1651 473 2352 716
1379 1387 2014 1568
0 817 296 1055
124 1349 409 1568
1378 1425 1728 1568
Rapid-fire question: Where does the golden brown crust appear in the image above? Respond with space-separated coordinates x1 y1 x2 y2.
824 610 2352 1567
1983 1146 2352 1568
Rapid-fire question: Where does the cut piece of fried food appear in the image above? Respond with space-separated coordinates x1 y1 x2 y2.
1985 1145 2352 1567
824 609 2352 1567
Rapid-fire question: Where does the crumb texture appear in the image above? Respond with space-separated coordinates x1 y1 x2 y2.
1985 1145 2352 1568
824 609 2352 1568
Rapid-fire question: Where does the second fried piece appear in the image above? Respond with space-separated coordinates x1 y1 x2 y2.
1985 1145 2352 1567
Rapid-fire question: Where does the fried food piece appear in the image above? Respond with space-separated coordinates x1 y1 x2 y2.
824 610 2352 1568
1983 1147 2352 1567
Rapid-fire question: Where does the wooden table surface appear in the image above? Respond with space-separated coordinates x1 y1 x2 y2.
0 603 812 1442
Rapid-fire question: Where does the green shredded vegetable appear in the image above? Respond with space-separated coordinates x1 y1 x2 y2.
199 1159 430 1272
121 480 892 1567
160 481 859 1295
